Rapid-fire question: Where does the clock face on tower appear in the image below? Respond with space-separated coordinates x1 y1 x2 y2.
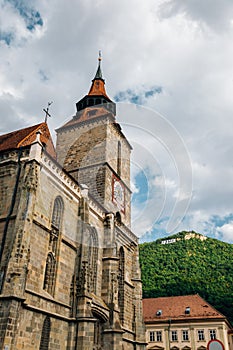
112 175 125 213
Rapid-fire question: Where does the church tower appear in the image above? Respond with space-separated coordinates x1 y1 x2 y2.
56 54 132 226
0 55 146 350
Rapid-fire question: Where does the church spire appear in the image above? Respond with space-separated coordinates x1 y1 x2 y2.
93 50 103 80
88 51 107 96
75 53 116 116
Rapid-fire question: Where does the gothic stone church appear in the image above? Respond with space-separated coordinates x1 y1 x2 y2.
0 58 146 349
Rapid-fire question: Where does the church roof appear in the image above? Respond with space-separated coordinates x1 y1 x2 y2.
0 122 56 158
87 78 111 100
75 54 116 116
87 56 111 100
59 107 113 130
143 294 225 322
93 55 103 80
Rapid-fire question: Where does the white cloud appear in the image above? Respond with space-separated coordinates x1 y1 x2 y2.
159 0 233 31
217 222 233 243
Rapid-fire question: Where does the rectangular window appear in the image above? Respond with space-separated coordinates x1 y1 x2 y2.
171 330 178 341
149 331 155 342
198 330 205 341
182 330 189 341
156 331 162 342
209 329 216 340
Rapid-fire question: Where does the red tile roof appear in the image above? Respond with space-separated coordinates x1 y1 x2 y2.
0 122 56 159
58 107 113 130
143 295 224 322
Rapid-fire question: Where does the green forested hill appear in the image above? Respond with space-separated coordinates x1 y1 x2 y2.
139 231 233 324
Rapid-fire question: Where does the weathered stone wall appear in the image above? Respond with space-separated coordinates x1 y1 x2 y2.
0 162 16 217
56 118 108 168
13 310 70 349
0 299 22 349
56 115 132 226
0 114 146 349
106 122 131 187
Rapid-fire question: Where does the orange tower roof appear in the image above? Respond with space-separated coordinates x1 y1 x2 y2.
75 53 116 116
87 53 111 100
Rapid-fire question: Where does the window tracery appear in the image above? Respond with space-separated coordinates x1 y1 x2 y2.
43 196 64 295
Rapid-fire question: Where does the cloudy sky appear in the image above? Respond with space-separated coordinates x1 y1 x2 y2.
1 0 233 243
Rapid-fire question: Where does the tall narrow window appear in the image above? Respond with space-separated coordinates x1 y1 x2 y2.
118 246 125 324
209 329 216 340
39 316 51 350
94 317 104 348
88 228 98 293
197 329 205 341
171 330 178 341
182 330 189 341
117 141 121 176
43 253 56 294
52 196 63 230
156 331 162 342
149 331 155 342
44 196 64 295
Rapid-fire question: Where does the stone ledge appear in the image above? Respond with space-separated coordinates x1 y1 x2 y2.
23 302 75 321
0 294 26 302
25 288 71 309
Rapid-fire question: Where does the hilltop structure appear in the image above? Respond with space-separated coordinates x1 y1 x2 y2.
0 57 146 349
160 232 207 245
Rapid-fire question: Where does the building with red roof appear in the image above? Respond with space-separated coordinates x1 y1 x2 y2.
0 122 56 158
143 294 232 350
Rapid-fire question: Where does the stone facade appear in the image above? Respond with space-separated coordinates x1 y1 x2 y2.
0 61 146 349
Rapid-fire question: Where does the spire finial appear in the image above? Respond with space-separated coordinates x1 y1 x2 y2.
93 51 103 80
98 50 102 62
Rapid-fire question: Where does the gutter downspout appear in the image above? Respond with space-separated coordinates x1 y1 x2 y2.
0 147 23 293
168 318 171 350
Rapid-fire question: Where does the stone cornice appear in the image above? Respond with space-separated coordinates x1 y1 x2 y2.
116 225 138 245
56 113 115 133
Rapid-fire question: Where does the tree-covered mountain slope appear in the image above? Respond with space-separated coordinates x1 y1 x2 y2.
139 231 233 324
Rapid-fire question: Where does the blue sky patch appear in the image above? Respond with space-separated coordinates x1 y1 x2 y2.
0 32 14 45
210 213 233 227
114 85 162 105
6 0 43 31
132 170 148 205
139 222 169 243
39 69 49 82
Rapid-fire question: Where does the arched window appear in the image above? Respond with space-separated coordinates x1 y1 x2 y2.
50 196 63 255
39 316 51 350
118 246 125 324
52 196 63 229
88 228 98 293
117 141 121 176
115 211 122 225
94 318 104 348
43 197 63 295
43 253 56 294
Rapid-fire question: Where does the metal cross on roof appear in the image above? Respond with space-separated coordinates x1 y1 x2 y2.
43 101 53 123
